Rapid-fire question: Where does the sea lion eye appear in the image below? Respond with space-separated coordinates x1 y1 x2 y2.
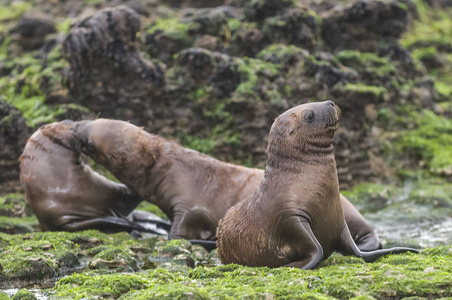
303 110 315 123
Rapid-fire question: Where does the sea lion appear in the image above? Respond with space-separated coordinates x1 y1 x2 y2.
217 100 418 269
70 118 382 251
20 120 170 234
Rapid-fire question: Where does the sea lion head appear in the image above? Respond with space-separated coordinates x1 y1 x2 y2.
71 119 123 164
38 120 82 152
266 100 341 160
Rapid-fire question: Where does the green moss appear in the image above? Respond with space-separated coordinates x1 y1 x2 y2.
411 46 437 63
0 193 26 213
54 273 150 299
332 83 387 103
177 132 217 155
395 110 452 174
190 87 208 103
56 19 72 34
402 0 452 50
402 1 452 100
0 216 38 233
0 42 68 128
234 57 280 98
226 18 241 33
336 50 398 85
11 289 36 300
147 18 196 45
0 229 449 299
257 44 308 64
89 246 139 272
0 1 31 32
53 248 452 299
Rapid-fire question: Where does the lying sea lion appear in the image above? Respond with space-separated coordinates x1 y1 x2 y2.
20 120 170 234
70 118 381 251
217 100 418 269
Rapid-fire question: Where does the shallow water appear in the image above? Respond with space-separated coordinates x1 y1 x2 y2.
4 288 48 300
372 215 452 248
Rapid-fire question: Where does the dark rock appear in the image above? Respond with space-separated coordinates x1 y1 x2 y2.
63 6 165 123
229 27 268 57
208 61 241 96
321 0 409 52
242 0 297 22
263 7 321 51
10 13 56 50
56 251 80 271
181 7 229 36
0 101 31 184
177 48 215 85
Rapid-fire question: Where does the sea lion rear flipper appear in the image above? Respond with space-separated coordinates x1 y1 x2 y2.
129 210 172 231
338 223 419 263
188 239 217 251
340 195 382 251
61 216 168 235
283 220 324 269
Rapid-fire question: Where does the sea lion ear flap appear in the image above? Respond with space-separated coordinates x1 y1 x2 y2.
270 115 293 138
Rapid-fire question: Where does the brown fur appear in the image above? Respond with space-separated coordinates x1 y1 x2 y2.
217 101 418 269
20 121 143 232
22 118 380 250
72 119 263 240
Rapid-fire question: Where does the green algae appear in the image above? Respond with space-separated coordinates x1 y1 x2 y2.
402 0 452 50
49 249 452 299
401 0 452 106
395 110 452 174
54 273 150 299
0 1 31 32
147 18 196 46
257 44 308 65
89 246 141 272
0 292 9 300
332 83 387 103
0 216 38 234
234 57 281 99
11 289 36 300
0 230 450 298
336 50 399 86
0 42 68 128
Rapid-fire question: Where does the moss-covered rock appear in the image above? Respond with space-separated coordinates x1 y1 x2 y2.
11 289 35 300
322 0 409 52
50 248 452 299
262 7 321 51
89 246 141 272
0 101 31 184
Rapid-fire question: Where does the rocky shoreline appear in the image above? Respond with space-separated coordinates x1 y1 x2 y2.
0 0 451 298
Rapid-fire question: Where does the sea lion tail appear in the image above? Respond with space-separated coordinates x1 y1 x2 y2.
339 223 419 263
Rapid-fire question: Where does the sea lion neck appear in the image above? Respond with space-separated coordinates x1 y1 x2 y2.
266 131 336 168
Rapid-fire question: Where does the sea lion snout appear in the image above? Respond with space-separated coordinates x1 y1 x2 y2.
323 100 341 129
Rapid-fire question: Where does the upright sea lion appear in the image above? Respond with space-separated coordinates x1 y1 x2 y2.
70 118 381 251
20 120 170 234
217 100 418 269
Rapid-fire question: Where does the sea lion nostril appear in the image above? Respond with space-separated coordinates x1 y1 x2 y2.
326 100 335 107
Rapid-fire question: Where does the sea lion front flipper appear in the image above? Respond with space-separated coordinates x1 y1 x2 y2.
283 220 324 269
61 216 168 235
169 207 217 241
338 223 419 263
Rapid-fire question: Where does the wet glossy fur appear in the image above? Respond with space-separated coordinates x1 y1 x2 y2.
217 101 418 269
